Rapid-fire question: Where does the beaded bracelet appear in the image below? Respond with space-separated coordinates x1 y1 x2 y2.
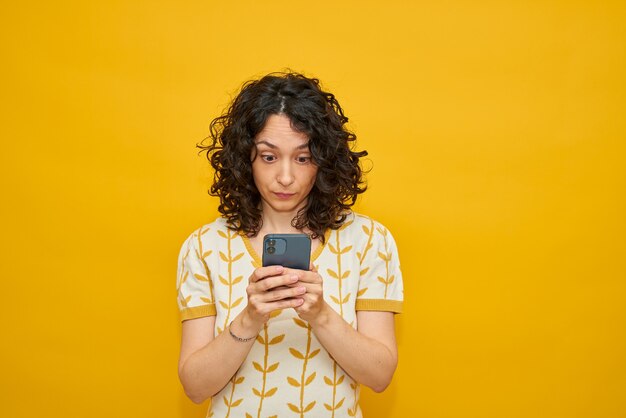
228 321 257 342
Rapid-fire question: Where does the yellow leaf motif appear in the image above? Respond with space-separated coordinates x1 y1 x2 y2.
293 318 308 328
303 401 316 412
202 250 212 259
231 296 243 308
246 413 253 418
231 398 243 407
336 398 345 408
305 371 316 385
232 252 244 262
266 362 279 373
193 273 209 282
324 376 333 385
219 276 229 286
269 334 285 345
181 295 191 307
328 243 338 254
235 376 245 384
337 375 345 385
340 245 353 254
269 309 282 318
265 387 277 397
287 403 300 413
324 404 333 411
253 362 264 372
252 388 261 397
360 267 370 276
342 293 350 304
222 396 229 406
378 251 390 261
200 297 212 303
330 295 340 305
219 252 229 262
181 271 188 284
218 230 228 238
362 225 370 235
219 301 229 309
357 288 368 297
232 275 243 285
326 269 338 279
287 377 300 387
341 270 351 279
289 348 304 359
255 335 264 344
308 349 320 359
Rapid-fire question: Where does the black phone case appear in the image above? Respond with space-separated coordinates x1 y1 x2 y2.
262 233 311 270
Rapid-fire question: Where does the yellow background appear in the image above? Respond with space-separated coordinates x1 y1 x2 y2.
1 1 625 417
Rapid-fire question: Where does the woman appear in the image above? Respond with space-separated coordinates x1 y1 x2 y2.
177 71 403 417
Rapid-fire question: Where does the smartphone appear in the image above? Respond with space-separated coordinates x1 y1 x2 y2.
262 233 311 270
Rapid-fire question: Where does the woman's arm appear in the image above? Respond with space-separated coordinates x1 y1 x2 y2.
307 306 397 392
179 314 254 403
178 266 306 403
291 269 398 392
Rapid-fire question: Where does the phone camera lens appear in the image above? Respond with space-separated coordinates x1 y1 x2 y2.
268 239 276 246
267 246 275 254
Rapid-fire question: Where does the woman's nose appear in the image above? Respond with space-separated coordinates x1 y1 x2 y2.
277 161 295 186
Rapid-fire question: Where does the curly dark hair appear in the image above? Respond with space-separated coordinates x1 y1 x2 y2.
198 71 367 242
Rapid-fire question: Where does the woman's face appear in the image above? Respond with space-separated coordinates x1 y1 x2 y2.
252 113 318 217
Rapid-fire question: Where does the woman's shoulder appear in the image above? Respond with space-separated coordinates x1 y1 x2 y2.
180 217 231 248
341 211 392 234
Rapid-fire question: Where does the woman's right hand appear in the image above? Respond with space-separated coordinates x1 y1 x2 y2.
239 265 306 333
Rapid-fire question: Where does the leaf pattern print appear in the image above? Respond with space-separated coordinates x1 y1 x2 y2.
347 380 360 417
356 217 375 298
224 373 245 418
195 226 215 304
376 226 395 299
287 319 319 416
218 229 245 331
326 220 353 317
177 245 191 308
251 310 284 418
323 359 346 416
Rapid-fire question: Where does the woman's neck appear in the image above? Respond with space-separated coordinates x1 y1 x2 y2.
258 204 307 235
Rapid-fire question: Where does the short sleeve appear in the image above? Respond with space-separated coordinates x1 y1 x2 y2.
355 221 404 313
176 229 216 321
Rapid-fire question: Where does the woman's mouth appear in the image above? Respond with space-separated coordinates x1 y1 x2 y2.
274 192 295 200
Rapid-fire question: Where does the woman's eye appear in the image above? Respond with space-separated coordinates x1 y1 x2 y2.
261 155 276 162
296 156 311 163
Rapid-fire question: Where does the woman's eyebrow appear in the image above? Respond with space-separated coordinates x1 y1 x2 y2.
255 140 276 148
254 140 310 150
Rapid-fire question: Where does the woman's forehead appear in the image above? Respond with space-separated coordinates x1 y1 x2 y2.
255 114 309 147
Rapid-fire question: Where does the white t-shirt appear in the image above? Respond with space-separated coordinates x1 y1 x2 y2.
177 212 404 418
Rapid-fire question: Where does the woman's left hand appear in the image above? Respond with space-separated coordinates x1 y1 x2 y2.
286 265 328 324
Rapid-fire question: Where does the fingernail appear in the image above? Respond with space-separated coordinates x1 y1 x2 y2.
290 275 299 282
297 286 306 293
